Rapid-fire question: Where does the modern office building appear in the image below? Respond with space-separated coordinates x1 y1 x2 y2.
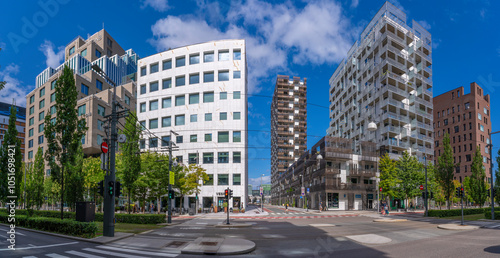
433 82 492 183
276 136 378 210
137 40 248 210
327 2 433 163
0 102 26 160
270 75 307 204
26 29 137 173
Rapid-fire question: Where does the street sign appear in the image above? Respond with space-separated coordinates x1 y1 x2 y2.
307 188 310 194
101 142 108 153
379 187 382 192
301 187 305 196
260 187 263 195
169 172 175 184
419 185 424 191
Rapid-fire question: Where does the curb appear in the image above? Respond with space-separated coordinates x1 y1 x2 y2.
373 219 408 223
214 223 253 228
181 237 256 255
437 224 480 230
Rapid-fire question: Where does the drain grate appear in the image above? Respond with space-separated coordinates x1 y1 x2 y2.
166 241 187 248
200 242 218 246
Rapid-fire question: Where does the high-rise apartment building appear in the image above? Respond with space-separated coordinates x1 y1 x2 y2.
26 29 137 173
137 40 248 210
433 82 492 183
327 2 433 162
0 102 26 160
270 75 307 203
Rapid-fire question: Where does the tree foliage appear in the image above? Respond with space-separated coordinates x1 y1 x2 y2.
396 152 424 207
174 164 208 209
469 146 488 207
495 148 500 206
379 153 401 201
0 104 23 204
83 156 104 202
436 133 455 209
27 147 45 209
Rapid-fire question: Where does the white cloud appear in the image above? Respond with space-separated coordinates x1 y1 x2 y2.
0 64 29 107
141 0 169 12
417 20 431 30
39 40 64 68
148 0 356 93
248 175 271 187
350 0 359 8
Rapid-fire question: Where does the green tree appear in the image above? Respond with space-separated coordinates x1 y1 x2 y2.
83 156 104 202
44 65 87 219
436 133 455 209
118 111 141 214
396 151 424 209
175 164 208 211
65 143 86 210
27 147 45 209
379 153 401 206
0 105 23 205
132 175 151 213
469 146 488 207
43 177 60 210
426 163 445 209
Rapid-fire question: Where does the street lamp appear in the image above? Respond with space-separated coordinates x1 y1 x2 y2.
487 130 500 220
168 130 179 223
367 121 380 213
317 153 323 210
260 173 265 212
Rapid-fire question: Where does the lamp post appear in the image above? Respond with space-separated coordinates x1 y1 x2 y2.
168 130 179 223
260 173 265 212
488 130 500 220
424 155 428 217
316 153 323 210
367 121 380 213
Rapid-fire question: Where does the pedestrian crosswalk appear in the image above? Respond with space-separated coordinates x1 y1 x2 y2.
269 212 308 215
22 245 179 258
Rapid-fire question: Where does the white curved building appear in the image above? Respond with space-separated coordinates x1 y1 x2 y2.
137 40 248 211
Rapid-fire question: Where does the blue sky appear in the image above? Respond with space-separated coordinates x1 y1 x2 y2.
1 0 499 187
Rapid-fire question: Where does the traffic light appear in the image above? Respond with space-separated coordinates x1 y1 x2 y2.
455 187 461 198
229 190 233 199
225 189 229 199
115 181 122 197
108 181 114 196
98 180 104 197
430 192 434 199
169 189 175 199
460 187 464 197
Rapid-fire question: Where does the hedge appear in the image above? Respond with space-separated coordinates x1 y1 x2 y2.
484 211 500 220
0 209 165 224
428 207 500 218
0 214 97 238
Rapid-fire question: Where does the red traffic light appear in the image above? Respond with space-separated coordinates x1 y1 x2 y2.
225 189 228 197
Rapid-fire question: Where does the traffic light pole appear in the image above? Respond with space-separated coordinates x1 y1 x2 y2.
461 185 464 226
103 80 117 237
424 156 428 217
168 138 173 224
226 187 230 225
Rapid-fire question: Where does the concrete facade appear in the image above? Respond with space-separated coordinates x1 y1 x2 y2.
136 40 248 210
433 82 492 183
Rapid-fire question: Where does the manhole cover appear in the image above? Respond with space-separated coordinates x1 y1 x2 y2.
166 241 187 248
200 242 218 246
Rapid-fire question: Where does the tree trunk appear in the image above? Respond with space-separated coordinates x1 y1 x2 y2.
128 188 131 214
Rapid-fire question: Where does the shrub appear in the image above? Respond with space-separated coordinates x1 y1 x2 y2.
428 207 500 217
0 214 97 238
484 211 500 220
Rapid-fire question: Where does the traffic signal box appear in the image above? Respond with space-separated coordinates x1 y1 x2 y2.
108 181 114 196
115 181 122 197
225 189 229 199
168 189 175 199
98 180 104 197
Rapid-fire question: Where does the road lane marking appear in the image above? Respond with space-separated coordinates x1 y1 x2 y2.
96 245 178 257
0 242 79 251
0 227 26 236
84 248 140 258
45 253 70 258
65 250 104 258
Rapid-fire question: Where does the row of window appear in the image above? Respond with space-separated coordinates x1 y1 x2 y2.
140 131 242 146
140 49 242 76
204 173 242 186
138 91 241 113
139 70 241 95
437 103 488 118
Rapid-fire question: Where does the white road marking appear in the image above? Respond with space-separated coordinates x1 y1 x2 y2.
22 256 38 258
65 250 104 258
0 242 79 251
45 253 70 258
0 227 26 236
97 245 178 257
83 248 140 258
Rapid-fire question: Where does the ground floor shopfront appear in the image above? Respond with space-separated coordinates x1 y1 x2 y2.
281 190 378 211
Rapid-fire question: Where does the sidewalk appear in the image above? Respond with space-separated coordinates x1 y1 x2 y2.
195 205 269 218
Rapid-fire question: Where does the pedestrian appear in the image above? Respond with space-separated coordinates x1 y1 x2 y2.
319 202 322 213
384 202 389 216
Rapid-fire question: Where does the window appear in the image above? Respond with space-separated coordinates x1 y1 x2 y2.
175 95 185 106
162 78 172 89
124 95 130 105
79 48 87 57
203 92 214 103
233 131 241 142
444 119 448 126
29 106 34 115
204 72 214 82
150 63 159 74
190 54 200 64
203 152 214 164
140 84 146 94
97 120 104 131
220 112 227 120
95 49 101 58
96 80 103 90
107 49 112 56
220 92 227 100
478 113 482 121
484 107 488 115
176 76 185 87
218 131 229 143
69 46 75 55
150 81 159 92
218 70 229 81
97 135 103 145
150 100 158 111
205 133 212 141
190 114 197 122
162 97 171 108
480 125 484 132
162 116 171 127
162 59 172 70
28 139 33 148
28 151 33 160
50 105 56 115
140 102 146 113
188 153 198 164
204 52 214 62
80 84 89 95
233 91 241 99
40 87 45 97
233 152 241 163
29 128 33 137
76 104 85 116
38 123 44 133
218 50 230 61
176 136 183 143
140 121 146 129
205 113 212 121
149 119 158 129
469 122 472 130
140 139 145 149
466 154 472 162
234 112 241 120
30 95 35 104
190 135 197 142
205 174 213 185
233 49 241 60
161 136 171 146
232 174 241 185
454 126 459 133
98 105 105 116
465 102 470 109
38 99 45 109
484 156 487 163
189 93 199 104
218 174 229 185
149 138 158 148
218 152 229 163
175 115 185 126
189 73 199 84
233 71 241 79
176 56 185 67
